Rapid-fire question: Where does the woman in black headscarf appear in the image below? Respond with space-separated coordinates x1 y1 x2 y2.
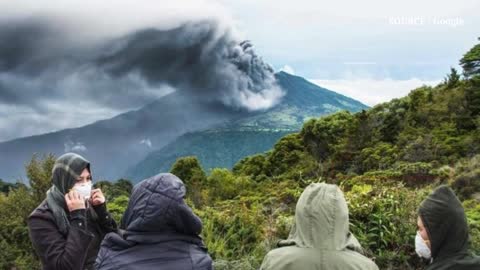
28 153 117 270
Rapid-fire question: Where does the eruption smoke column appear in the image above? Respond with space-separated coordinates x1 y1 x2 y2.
0 8 284 140
96 20 284 111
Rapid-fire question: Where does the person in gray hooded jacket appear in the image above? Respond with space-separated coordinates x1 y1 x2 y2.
95 173 212 270
260 183 378 270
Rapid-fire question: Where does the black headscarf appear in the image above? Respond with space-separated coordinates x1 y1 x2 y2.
46 153 91 235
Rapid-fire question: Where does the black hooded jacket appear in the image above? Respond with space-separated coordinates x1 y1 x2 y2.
419 185 480 270
95 173 212 270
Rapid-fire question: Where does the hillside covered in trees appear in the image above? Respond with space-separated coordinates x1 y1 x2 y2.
1 38 479 270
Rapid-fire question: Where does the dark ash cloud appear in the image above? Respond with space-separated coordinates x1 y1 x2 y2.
0 17 283 142
97 21 283 109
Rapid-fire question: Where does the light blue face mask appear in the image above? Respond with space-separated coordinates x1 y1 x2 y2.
415 231 431 259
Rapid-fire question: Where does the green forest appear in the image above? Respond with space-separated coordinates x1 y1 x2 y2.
1 38 480 270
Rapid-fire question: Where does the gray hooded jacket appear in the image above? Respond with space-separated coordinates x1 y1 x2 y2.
260 183 378 270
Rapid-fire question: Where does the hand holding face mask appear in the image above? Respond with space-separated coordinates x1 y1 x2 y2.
65 190 86 212
89 188 106 206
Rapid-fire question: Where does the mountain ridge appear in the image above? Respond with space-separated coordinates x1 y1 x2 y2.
126 72 369 181
0 72 368 182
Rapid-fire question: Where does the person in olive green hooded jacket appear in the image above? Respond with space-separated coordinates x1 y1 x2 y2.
260 183 378 270
416 185 480 270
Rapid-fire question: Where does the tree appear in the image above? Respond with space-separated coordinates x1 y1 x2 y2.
95 179 133 201
460 37 480 78
379 99 408 143
170 156 207 185
26 153 55 203
301 111 354 160
401 135 435 163
207 169 244 201
107 195 130 224
0 154 56 269
358 143 399 172
0 179 26 194
452 155 480 199
170 156 207 207
465 76 480 117
114 179 133 194
0 186 41 270
444 67 461 88
266 133 305 177
407 86 433 127
325 110 375 174
232 154 268 181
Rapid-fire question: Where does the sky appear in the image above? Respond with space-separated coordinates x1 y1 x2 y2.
220 0 479 105
0 0 479 142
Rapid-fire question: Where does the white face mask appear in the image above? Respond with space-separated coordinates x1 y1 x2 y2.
73 182 92 200
415 231 431 259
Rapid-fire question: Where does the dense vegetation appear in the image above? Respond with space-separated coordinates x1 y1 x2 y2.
1 38 479 269
127 130 293 181
127 70 370 182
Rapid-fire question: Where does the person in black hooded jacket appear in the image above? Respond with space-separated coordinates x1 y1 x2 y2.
28 153 117 270
416 185 480 270
95 173 213 270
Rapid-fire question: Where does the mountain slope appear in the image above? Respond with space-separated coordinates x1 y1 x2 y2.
0 92 249 181
127 72 369 181
0 72 367 182
226 71 368 129
126 129 291 180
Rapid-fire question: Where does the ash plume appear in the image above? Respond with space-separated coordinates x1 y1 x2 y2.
0 1 284 141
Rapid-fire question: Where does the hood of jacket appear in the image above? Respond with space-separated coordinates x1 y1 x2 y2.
280 183 358 251
419 185 469 260
121 173 202 235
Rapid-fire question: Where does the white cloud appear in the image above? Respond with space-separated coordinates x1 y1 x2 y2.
310 78 441 106
0 0 235 42
64 140 87 152
0 99 122 142
221 0 479 29
280 65 296 75
220 0 480 80
139 139 152 148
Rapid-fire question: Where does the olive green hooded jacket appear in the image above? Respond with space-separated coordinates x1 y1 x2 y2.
260 183 378 270
419 185 480 270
